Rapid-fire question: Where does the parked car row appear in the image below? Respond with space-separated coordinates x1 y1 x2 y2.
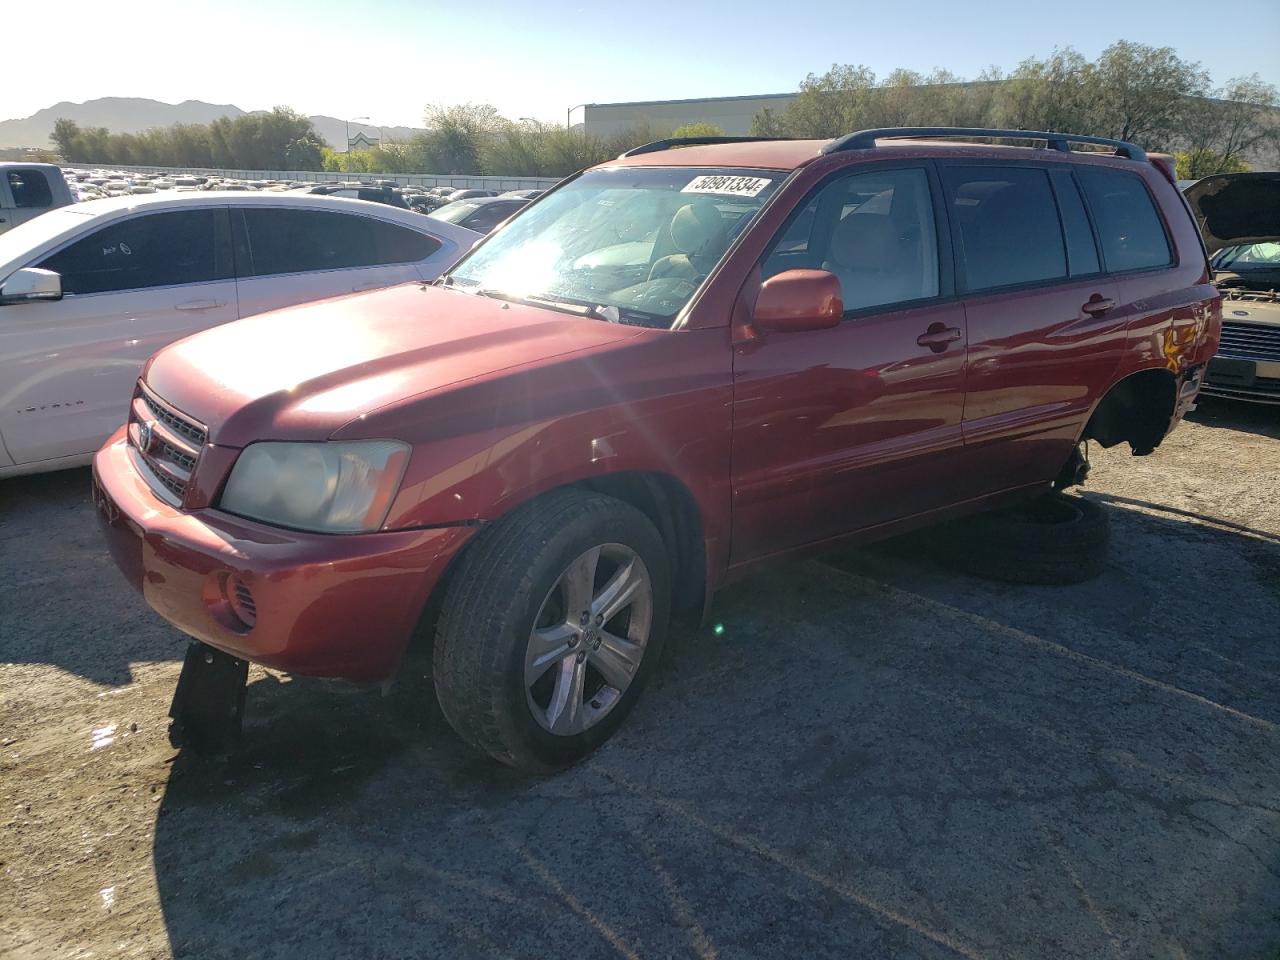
56 166 545 231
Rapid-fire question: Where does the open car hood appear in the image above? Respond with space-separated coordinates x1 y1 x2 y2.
1182 172 1280 254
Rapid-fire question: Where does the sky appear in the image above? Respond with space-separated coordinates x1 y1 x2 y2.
3 0 1278 126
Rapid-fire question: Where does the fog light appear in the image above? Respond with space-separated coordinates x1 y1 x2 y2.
226 574 257 630
202 572 257 634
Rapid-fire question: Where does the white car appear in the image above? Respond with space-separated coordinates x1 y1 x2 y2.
0 192 481 477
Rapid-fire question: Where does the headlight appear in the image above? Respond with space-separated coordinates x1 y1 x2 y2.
219 440 410 533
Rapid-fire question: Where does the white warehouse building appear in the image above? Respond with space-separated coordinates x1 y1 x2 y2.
569 93 798 138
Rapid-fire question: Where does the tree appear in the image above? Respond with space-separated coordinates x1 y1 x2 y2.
1177 74 1279 176
994 48 1095 133
51 118 82 161
1088 40 1209 148
670 122 725 138
1174 149 1249 179
414 103 504 174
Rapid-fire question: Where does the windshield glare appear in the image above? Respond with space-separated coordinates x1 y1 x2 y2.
429 201 482 224
444 166 783 327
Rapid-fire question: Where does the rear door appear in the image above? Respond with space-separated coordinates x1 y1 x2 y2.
232 207 445 317
731 164 968 562
941 162 1126 497
0 206 236 464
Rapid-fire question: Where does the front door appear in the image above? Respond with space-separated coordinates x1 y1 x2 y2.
730 165 968 564
0 207 236 465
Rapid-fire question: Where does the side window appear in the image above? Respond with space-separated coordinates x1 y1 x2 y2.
769 197 818 260
8 170 54 208
1049 169 1101 276
465 203 517 234
242 208 380 276
38 210 227 295
762 167 940 313
942 166 1067 292
368 219 441 263
1076 167 1171 273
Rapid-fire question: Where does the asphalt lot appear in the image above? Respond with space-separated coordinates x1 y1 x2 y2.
2 399 1278 960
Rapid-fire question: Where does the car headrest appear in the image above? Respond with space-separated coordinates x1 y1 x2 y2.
669 202 726 256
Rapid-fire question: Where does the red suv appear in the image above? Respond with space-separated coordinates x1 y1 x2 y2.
93 128 1220 771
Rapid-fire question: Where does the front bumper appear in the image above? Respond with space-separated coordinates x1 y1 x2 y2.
1201 356 1280 405
92 429 476 682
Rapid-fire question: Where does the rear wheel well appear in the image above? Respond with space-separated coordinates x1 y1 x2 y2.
1083 368 1178 456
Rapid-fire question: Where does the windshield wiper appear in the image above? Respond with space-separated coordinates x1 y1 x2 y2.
467 289 621 322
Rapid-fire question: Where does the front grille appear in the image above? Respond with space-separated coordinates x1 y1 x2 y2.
1218 321 1280 363
140 390 206 445
127 384 207 505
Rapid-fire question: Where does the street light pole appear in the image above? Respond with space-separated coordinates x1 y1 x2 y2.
345 116 370 173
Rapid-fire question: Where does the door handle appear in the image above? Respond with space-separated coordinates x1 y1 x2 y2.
1081 296 1117 317
916 325 963 352
175 299 226 311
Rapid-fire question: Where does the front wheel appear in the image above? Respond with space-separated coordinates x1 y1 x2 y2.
432 490 670 773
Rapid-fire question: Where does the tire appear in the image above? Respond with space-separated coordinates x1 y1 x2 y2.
432 489 671 773
932 491 1110 585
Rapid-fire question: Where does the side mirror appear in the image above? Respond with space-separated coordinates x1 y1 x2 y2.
752 269 843 333
0 268 63 305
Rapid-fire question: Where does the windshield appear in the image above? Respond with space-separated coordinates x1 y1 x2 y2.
1215 242 1280 268
443 166 784 327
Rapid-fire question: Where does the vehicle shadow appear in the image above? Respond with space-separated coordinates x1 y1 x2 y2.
0 467 183 684
1187 395 1280 439
151 500 1280 960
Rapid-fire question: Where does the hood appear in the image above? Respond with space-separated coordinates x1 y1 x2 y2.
143 283 643 447
1182 172 1280 254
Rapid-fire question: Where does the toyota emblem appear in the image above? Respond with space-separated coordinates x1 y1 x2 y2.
138 419 156 451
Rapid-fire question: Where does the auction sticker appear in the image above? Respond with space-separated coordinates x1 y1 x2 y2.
681 175 772 197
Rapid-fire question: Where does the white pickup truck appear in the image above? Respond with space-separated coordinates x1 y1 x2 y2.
0 163 75 235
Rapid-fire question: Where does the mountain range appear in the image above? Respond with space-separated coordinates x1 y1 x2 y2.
0 98 426 151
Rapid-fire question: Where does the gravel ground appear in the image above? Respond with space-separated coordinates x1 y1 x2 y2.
1 398 1278 960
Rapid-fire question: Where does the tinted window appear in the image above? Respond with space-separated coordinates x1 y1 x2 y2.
464 201 522 233
38 210 227 295
8 170 54 208
763 167 940 313
943 166 1066 292
241 208 439 276
1050 170 1101 276
1076 168 1171 272
370 218 440 262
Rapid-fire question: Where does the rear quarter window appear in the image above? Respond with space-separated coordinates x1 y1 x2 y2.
1076 167 1172 273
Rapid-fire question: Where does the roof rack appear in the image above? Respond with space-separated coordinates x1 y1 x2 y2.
618 136 787 159
821 127 1147 162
